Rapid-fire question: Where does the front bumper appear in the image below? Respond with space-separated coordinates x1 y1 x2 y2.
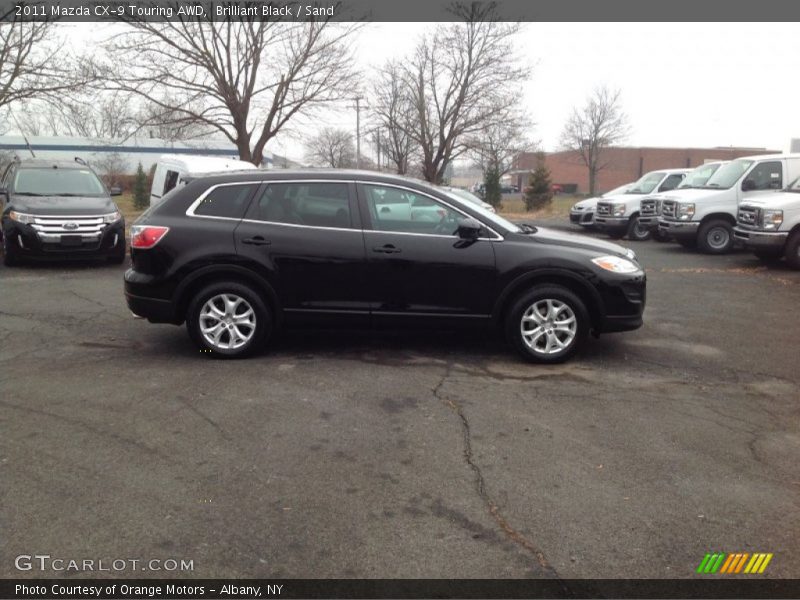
570 210 595 226
657 218 700 237
637 215 660 231
2 219 125 260
594 216 629 232
733 227 788 249
595 274 646 334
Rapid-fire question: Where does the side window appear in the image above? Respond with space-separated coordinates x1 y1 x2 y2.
193 184 257 218
163 170 180 195
362 184 464 235
744 161 782 191
246 182 351 228
658 174 684 192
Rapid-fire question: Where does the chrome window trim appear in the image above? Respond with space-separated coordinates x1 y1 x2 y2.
184 178 504 241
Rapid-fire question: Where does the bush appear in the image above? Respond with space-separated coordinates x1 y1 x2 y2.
133 162 149 211
483 166 502 209
523 153 554 212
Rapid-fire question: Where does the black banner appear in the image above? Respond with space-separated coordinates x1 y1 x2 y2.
3 579 800 599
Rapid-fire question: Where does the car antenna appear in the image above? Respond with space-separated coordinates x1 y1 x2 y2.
9 109 36 158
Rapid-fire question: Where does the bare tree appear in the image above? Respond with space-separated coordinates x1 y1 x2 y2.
305 127 355 168
0 19 92 113
371 61 414 174
50 93 140 140
559 85 630 195
468 113 535 176
102 10 360 165
93 152 127 188
396 3 527 184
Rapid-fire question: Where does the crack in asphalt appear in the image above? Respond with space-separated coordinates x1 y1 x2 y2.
432 362 571 589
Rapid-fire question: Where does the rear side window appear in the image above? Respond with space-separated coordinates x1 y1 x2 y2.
193 184 257 218
246 182 351 228
163 170 180 195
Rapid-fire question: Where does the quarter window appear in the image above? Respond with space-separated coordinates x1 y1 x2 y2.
362 185 464 235
246 182 351 228
193 184 257 218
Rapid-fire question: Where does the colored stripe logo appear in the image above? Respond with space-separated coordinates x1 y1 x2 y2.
696 552 773 574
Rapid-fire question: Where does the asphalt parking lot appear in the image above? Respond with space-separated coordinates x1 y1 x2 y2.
2 221 799 579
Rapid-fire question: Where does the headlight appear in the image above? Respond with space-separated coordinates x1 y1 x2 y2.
102 211 122 224
612 203 626 217
572 204 584 211
677 203 695 220
760 209 783 230
8 210 35 224
591 255 641 274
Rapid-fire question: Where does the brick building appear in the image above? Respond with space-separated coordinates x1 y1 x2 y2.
512 146 780 194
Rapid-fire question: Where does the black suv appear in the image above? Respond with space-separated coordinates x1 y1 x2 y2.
1 158 125 266
125 171 645 363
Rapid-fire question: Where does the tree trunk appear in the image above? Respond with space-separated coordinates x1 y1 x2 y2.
588 167 597 196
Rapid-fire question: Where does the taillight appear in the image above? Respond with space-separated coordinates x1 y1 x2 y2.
131 225 169 249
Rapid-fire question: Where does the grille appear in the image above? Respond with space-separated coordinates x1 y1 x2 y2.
661 200 677 219
640 199 657 216
30 215 106 240
738 206 758 228
596 202 612 217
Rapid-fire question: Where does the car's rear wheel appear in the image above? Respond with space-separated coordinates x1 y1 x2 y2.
506 285 589 364
785 231 800 270
698 219 734 254
186 281 271 358
626 215 651 241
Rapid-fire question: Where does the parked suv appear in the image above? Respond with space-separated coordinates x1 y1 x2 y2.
124 171 645 363
734 176 800 268
1 158 125 266
594 169 690 241
569 183 633 229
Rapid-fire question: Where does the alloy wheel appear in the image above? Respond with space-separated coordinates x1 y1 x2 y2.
520 299 577 355
199 293 256 350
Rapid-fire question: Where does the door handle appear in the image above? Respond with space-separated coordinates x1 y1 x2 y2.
372 244 401 254
242 236 271 246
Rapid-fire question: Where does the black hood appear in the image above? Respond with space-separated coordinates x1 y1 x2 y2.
523 226 634 258
9 195 117 215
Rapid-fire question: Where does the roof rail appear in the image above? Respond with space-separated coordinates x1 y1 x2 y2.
74 156 87 166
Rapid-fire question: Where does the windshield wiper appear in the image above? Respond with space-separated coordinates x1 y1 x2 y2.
14 192 45 196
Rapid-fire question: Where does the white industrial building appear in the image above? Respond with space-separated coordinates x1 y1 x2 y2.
0 135 277 172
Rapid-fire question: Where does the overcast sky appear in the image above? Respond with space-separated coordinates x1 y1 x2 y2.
68 22 800 162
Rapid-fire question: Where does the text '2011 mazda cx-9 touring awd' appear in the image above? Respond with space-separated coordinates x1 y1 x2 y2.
124 171 645 363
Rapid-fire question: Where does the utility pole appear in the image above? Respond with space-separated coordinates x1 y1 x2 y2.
354 96 362 169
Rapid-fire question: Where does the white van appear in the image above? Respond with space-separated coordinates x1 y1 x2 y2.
150 155 258 206
658 153 800 253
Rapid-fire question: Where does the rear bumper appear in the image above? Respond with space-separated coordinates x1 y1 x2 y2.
124 269 180 323
658 219 699 238
733 227 787 249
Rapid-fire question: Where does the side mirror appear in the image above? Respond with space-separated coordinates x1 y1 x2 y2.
457 218 482 240
742 179 756 192
110 186 122 196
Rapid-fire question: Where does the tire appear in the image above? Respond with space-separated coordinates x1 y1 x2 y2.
653 229 671 243
2 234 19 267
186 281 272 358
505 285 590 364
697 219 734 254
626 215 651 241
785 231 800 270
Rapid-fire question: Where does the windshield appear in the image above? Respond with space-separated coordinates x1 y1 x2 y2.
442 190 521 233
14 168 107 197
603 183 631 196
626 172 666 195
702 159 754 190
678 163 723 189
447 188 485 206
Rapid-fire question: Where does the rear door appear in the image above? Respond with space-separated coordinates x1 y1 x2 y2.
233 180 369 326
357 182 497 326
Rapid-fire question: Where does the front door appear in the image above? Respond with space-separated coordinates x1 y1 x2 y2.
357 182 497 326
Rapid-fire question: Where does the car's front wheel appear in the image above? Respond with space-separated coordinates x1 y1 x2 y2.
2 235 19 267
186 281 272 358
698 219 734 254
626 215 652 241
506 285 589 364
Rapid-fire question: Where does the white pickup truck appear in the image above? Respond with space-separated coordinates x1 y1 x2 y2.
658 153 800 254
594 169 689 240
638 161 727 241
733 176 800 268
569 183 632 229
